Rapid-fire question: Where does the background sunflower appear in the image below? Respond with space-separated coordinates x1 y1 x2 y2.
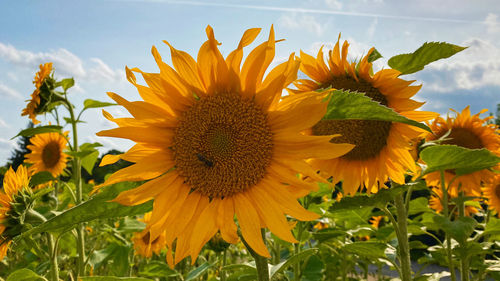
25 132 69 178
21 63 53 125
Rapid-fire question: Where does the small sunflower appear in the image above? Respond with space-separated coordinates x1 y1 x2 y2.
295 36 437 195
429 187 479 217
482 174 500 216
424 106 500 196
0 165 30 260
132 212 167 258
369 216 384 229
25 132 69 177
313 221 329 230
21 63 53 124
97 26 354 265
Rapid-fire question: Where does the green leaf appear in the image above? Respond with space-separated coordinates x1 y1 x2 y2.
324 90 431 132
12 125 62 139
301 255 324 281
388 42 467 75
30 171 55 187
79 277 153 281
81 150 99 175
84 99 116 110
343 241 388 259
63 117 85 124
139 261 179 278
312 229 346 243
185 261 216 281
408 197 432 215
420 145 500 175
367 48 382 63
484 217 500 236
433 215 477 244
15 182 152 238
6 268 48 281
329 183 412 211
60 78 75 91
270 248 318 278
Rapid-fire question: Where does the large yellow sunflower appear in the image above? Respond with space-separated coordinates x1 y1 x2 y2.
294 36 437 195
21 63 53 125
96 26 354 265
25 132 69 177
0 165 30 260
132 212 167 258
424 106 500 196
482 174 500 216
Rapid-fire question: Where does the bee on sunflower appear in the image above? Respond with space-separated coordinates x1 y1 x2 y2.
293 35 437 195
21 63 55 124
424 106 500 196
25 132 69 178
96 26 354 265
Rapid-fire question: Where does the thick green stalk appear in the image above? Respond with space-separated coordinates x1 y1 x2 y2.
47 233 59 281
220 249 227 281
65 100 85 277
294 221 304 281
240 229 270 281
440 171 457 281
457 191 470 281
394 193 412 281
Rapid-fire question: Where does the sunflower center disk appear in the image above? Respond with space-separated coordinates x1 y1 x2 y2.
442 128 483 149
42 142 61 168
173 93 273 199
313 77 391 161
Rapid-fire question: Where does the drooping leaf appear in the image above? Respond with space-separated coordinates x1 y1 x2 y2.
367 48 382 63
270 248 318 278
15 181 152 239
343 241 388 259
84 99 116 110
60 78 75 91
420 145 500 175
185 261 216 281
6 268 48 281
324 90 431 132
12 125 62 139
388 42 466 75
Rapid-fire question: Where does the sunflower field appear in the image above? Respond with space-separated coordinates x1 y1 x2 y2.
1 26 500 281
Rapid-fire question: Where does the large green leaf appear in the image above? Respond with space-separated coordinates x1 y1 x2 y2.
343 241 388 259
324 90 431 132
433 215 477 244
269 248 318 278
301 254 324 281
484 217 500 236
15 182 152 239
12 125 62 139
420 145 500 175
388 42 466 75
6 269 48 281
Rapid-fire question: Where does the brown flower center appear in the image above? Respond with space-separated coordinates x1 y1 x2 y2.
42 142 61 168
173 93 273 199
441 127 483 149
313 76 392 161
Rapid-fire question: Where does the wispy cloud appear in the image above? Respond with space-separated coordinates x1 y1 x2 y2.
278 13 326 36
485 13 500 33
0 118 9 128
110 0 494 25
0 82 22 99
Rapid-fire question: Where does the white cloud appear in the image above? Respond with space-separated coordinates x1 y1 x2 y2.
367 17 378 39
278 13 326 36
0 118 9 128
484 13 500 34
7 72 18 82
0 42 125 84
417 38 500 92
0 82 22 99
325 0 342 10
0 137 15 151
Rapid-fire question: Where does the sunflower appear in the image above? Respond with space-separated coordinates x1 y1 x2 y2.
132 212 167 258
429 187 480 217
25 132 69 177
482 174 500 216
369 216 384 229
294 36 437 195
21 63 53 125
424 106 500 196
0 165 30 260
96 26 354 265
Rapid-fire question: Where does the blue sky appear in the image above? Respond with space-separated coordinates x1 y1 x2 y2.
1 0 499 163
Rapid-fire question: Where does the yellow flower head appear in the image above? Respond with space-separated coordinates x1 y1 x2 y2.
25 132 69 178
294 35 437 195
132 212 167 258
0 165 30 260
369 216 384 229
21 63 53 124
96 26 353 266
482 174 500 217
424 106 500 196
429 187 480 217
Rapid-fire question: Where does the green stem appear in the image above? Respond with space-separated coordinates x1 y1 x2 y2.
294 221 304 281
457 191 470 281
440 171 457 281
65 99 85 277
221 249 227 281
47 233 59 281
240 229 269 281
394 193 412 281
